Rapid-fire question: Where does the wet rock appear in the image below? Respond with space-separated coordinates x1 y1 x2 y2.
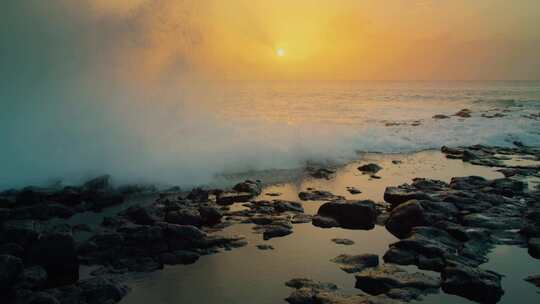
79 277 129 304
383 186 432 208
346 187 362 194
312 215 339 228
433 114 450 119
15 266 48 290
27 231 79 286
453 108 472 118
291 214 312 224
257 244 274 250
528 238 540 259
82 175 112 192
331 238 354 245
449 176 489 190
159 250 200 265
217 192 253 205
122 205 159 225
165 209 202 227
309 168 336 180
385 200 459 238
285 278 338 291
273 200 304 213
358 163 383 174
233 180 262 196
1 220 40 247
355 264 440 297
0 254 23 289
0 243 24 258
298 190 344 201
331 254 379 273
186 187 209 202
316 200 377 230
198 205 223 226
263 226 293 240
441 264 504 304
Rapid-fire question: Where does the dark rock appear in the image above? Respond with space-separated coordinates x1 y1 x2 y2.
355 264 440 296
441 264 504 304
449 176 488 190
1 220 40 246
273 200 304 213
309 168 336 180
358 163 383 174
0 243 25 258
233 180 262 196
122 205 158 225
317 200 377 230
263 226 293 240
198 205 223 226
331 238 354 245
186 187 210 202
433 114 450 119
165 209 202 227
383 187 432 208
331 254 379 273
256 244 274 250
298 190 344 201
528 238 540 259
79 277 129 304
346 187 362 194
285 278 338 291
0 254 23 289
217 192 253 205
16 266 48 290
453 108 472 118
312 215 339 228
27 231 79 286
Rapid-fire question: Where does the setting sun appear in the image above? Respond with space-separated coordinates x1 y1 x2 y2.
276 48 286 57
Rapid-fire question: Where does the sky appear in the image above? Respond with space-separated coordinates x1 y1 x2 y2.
1 0 540 82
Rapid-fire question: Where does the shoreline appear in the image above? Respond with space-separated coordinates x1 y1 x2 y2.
1 144 540 304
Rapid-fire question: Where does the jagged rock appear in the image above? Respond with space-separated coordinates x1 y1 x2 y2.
441 264 504 304
316 200 377 230
331 254 379 273
198 205 223 226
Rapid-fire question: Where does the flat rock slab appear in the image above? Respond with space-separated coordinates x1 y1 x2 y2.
355 264 440 299
331 254 379 273
441 264 504 304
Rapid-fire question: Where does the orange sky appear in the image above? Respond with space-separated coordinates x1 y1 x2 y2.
4 0 540 81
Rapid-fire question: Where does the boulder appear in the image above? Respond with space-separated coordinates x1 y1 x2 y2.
122 205 158 225
16 266 48 290
317 200 377 230
528 238 540 259
82 175 112 192
298 190 344 201
441 264 504 304
216 192 253 205
165 209 202 227
198 205 223 226
525 274 540 288
263 226 293 240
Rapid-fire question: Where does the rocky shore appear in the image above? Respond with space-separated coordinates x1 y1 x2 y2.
1 144 539 304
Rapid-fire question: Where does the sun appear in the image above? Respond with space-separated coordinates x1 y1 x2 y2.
276 48 286 57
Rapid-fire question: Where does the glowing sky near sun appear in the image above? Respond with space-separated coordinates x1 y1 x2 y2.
2 0 540 81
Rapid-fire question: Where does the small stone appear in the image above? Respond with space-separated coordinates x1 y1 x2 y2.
331 238 355 245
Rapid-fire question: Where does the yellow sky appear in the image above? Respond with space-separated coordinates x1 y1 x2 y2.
11 0 540 81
